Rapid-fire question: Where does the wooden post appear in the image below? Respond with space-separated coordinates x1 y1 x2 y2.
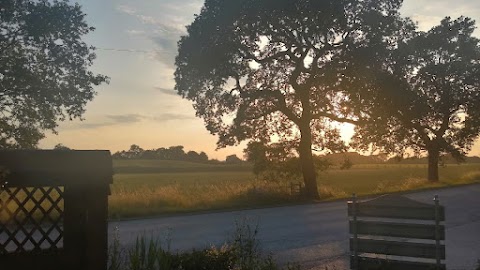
434 195 441 269
63 183 87 270
352 193 358 270
85 185 109 270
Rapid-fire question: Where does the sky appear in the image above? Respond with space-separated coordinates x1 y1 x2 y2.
39 0 480 159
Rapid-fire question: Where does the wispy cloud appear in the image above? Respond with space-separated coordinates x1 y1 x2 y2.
73 113 194 129
106 114 146 124
116 2 202 67
126 29 146 36
75 122 113 129
402 0 480 33
153 113 194 122
117 5 166 27
117 5 136 15
74 114 145 129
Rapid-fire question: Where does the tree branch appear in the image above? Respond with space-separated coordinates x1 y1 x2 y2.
311 111 362 125
271 90 300 125
241 49 291 64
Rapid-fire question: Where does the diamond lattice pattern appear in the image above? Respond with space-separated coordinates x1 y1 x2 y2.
0 186 64 254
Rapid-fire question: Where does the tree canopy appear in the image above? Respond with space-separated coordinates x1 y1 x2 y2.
175 0 411 198
352 17 480 181
0 0 108 148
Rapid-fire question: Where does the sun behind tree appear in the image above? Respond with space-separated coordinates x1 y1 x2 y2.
174 0 413 199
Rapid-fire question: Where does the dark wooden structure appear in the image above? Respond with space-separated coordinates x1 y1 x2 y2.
348 194 446 270
0 150 113 270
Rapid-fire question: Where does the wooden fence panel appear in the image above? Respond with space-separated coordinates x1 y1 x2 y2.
348 194 446 270
349 220 445 240
351 256 446 270
0 150 112 270
347 194 445 220
350 238 445 259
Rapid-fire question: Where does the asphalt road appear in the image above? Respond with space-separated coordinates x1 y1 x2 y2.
109 184 480 270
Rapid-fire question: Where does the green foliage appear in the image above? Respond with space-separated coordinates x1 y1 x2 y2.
352 16 480 181
109 235 235 270
0 0 108 148
258 156 332 183
231 218 263 270
244 141 269 176
107 219 299 270
244 141 332 180
108 227 123 270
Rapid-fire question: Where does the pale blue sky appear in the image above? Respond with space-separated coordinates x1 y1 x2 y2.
39 0 480 159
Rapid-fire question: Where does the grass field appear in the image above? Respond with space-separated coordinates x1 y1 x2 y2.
109 160 480 219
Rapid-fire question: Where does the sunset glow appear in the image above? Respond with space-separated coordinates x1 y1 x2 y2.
38 0 480 159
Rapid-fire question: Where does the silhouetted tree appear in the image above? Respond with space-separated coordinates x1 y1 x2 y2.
53 143 71 151
244 141 331 180
198 151 209 162
175 0 410 198
352 17 480 182
142 149 157 159
112 145 211 162
186 150 203 162
244 141 269 176
0 0 108 148
225 154 243 164
127 144 144 158
112 150 128 159
167 146 186 160
155 147 168 159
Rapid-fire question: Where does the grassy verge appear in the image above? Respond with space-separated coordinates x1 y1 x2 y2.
108 218 300 270
109 163 480 220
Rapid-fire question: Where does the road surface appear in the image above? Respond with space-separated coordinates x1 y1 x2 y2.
109 184 480 270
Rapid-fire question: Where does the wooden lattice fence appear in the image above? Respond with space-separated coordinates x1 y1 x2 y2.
0 150 113 270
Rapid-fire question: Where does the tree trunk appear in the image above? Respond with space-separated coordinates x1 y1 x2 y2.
299 122 320 200
427 148 440 182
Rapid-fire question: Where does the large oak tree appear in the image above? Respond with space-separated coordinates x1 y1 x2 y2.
352 17 480 182
175 0 411 199
0 0 108 148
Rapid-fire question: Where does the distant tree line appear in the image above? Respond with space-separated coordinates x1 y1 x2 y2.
386 155 480 165
244 141 480 180
112 144 244 164
324 152 480 165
